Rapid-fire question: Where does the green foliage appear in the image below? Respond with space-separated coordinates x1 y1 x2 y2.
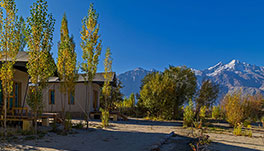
199 106 207 121
140 66 197 119
73 121 85 129
57 13 77 132
65 112 72 132
183 100 195 127
0 0 24 136
102 48 113 110
57 13 77 94
261 116 264 128
245 125 252 137
212 106 221 120
115 93 135 116
25 0 56 134
100 108 109 128
189 129 211 151
26 88 43 114
80 3 102 129
221 92 244 127
233 123 242 136
195 79 219 120
221 92 264 127
100 79 124 111
81 3 102 81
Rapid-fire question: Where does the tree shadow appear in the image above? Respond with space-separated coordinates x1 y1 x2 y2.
5 119 264 151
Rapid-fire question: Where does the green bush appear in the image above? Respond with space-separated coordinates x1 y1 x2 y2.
233 123 242 136
183 100 195 127
212 106 221 120
244 125 252 137
100 108 109 128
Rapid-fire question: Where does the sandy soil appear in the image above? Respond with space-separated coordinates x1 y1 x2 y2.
1 118 264 151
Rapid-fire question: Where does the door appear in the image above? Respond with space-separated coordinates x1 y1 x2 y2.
8 82 21 110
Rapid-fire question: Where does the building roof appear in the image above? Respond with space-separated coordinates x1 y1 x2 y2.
47 72 116 84
0 51 29 62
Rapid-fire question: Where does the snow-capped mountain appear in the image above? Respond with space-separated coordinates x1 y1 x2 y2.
195 60 264 100
118 60 264 101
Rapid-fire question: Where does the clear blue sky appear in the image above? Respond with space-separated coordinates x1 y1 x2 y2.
16 0 264 74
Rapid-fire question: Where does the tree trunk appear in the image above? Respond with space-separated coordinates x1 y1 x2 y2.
4 95 7 137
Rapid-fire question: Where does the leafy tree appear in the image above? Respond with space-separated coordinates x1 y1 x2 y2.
81 3 102 129
195 79 219 120
221 92 244 127
140 66 196 119
25 0 56 133
0 0 24 136
183 100 195 127
100 78 124 111
102 48 113 109
57 13 77 132
100 48 112 127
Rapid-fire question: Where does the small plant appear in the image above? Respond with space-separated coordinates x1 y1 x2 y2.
189 128 211 151
183 100 195 127
212 106 221 120
73 121 84 129
261 116 264 128
65 112 72 132
100 108 109 128
233 123 242 136
244 125 252 137
243 119 251 127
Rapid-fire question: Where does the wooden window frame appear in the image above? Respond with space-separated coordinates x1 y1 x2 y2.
49 89 55 105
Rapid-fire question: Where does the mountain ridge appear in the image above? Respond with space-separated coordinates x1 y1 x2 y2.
117 60 264 101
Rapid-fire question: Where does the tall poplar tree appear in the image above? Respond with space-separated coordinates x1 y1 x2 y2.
0 0 23 136
102 48 113 110
25 0 56 133
81 3 102 128
57 13 77 131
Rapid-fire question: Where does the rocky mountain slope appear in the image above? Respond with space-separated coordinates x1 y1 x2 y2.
118 60 264 101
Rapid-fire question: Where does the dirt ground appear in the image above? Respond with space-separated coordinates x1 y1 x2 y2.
1 118 264 151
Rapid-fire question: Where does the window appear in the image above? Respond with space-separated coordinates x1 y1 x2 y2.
49 89 55 104
68 92 74 105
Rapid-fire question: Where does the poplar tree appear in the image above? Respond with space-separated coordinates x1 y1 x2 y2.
0 0 23 136
81 3 102 129
25 0 56 133
102 48 113 109
101 48 112 127
57 13 77 131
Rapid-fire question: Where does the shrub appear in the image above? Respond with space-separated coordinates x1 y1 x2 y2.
73 121 84 129
100 108 109 128
221 92 264 127
221 92 244 127
212 106 221 120
244 125 252 137
233 123 242 136
243 119 251 127
65 112 72 132
183 100 195 127
261 116 264 128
